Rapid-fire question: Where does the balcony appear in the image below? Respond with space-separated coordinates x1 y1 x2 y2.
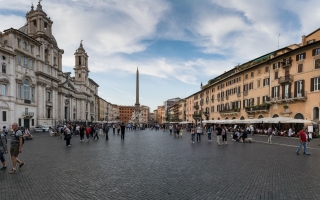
282 59 292 68
278 75 293 84
226 96 229 100
217 98 220 102
219 108 240 116
22 112 34 118
266 92 307 104
237 93 241 97
245 105 270 113
221 96 224 101
192 114 202 119
244 91 248 96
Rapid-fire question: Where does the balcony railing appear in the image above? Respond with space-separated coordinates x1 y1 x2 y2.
278 75 293 84
237 93 241 97
282 59 292 68
226 96 229 100
22 112 34 117
267 92 307 103
245 105 270 113
244 91 248 96
24 99 31 104
219 108 240 115
192 114 202 119
221 96 224 101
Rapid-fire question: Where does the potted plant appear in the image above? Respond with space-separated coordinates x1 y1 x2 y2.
283 104 289 109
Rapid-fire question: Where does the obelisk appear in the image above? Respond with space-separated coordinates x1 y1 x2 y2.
135 67 140 111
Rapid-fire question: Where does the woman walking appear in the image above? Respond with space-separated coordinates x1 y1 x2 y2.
0 130 8 170
85 125 91 143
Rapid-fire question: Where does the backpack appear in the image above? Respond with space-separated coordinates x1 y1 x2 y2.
222 129 226 135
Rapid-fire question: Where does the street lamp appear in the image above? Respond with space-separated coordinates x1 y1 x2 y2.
200 98 203 129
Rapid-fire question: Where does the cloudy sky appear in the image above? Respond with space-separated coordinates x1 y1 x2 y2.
1 0 320 111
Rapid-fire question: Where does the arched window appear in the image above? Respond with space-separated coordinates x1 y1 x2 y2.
225 117 228 120
258 115 264 119
2 64 5 73
240 116 245 120
313 107 319 120
272 114 279 118
232 117 236 120
24 79 30 100
294 113 304 119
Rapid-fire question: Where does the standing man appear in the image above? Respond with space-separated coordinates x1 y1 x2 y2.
215 124 222 146
112 124 116 135
64 124 72 146
196 124 202 142
120 122 126 140
9 123 25 174
93 125 99 140
296 128 310 155
267 126 272 144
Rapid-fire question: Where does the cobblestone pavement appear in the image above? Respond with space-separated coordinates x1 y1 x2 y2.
1 129 320 200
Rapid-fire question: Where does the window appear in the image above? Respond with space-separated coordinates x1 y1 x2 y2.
257 97 260 105
31 87 35 101
274 71 278 79
30 46 33 54
17 39 21 47
257 80 261 88
273 62 280 69
251 72 254 78
263 78 269 86
23 42 27 49
272 86 279 98
2 85 6 96
258 69 261 75
1 64 5 73
54 57 57 65
249 98 254 106
2 111 6 122
315 59 320 69
211 106 214 113
311 77 320 91
32 119 34 126
17 55 21 64
24 57 28 67
30 60 33 69
47 92 51 102
295 80 303 97
244 84 248 92
265 66 269 72
296 52 306 61
4 40 7 45
245 74 248 79
18 84 22 98
298 64 303 73
24 79 30 100
25 108 28 114
312 48 320 56
249 82 253 90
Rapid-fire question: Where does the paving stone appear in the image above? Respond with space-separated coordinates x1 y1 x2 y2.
1 130 320 199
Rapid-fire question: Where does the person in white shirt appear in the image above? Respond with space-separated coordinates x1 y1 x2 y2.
288 128 292 137
196 124 202 142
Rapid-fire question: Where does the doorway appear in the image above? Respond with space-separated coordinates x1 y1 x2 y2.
24 119 30 129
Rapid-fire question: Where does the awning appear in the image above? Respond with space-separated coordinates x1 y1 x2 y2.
284 119 316 124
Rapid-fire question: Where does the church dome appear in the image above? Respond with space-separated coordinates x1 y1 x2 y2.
18 24 28 34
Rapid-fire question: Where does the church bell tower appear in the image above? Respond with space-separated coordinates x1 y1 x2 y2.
74 40 89 84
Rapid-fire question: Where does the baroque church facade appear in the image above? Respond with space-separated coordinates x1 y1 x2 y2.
0 2 98 130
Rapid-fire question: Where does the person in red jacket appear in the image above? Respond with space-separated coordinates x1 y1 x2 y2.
85 126 91 143
296 128 310 155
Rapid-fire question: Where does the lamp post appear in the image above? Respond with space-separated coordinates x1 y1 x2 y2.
200 98 203 129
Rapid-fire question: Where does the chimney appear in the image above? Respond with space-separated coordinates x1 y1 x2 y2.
301 35 306 46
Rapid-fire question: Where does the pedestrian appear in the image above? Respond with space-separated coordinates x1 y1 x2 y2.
120 122 126 140
75 124 80 136
64 124 72 146
2 126 7 143
216 124 222 146
222 126 228 145
85 125 91 143
267 126 272 144
9 123 25 174
191 126 195 143
79 125 85 141
207 124 212 141
296 128 310 155
105 124 109 141
93 125 99 140
112 124 115 134
0 129 8 170
169 125 173 135
117 124 120 135
196 124 202 141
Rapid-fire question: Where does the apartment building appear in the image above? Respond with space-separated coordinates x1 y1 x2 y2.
186 28 320 124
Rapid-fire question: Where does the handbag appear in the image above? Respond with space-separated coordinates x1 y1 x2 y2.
66 134 72 139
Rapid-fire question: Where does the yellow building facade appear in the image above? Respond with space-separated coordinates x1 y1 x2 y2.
186 29 320 124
